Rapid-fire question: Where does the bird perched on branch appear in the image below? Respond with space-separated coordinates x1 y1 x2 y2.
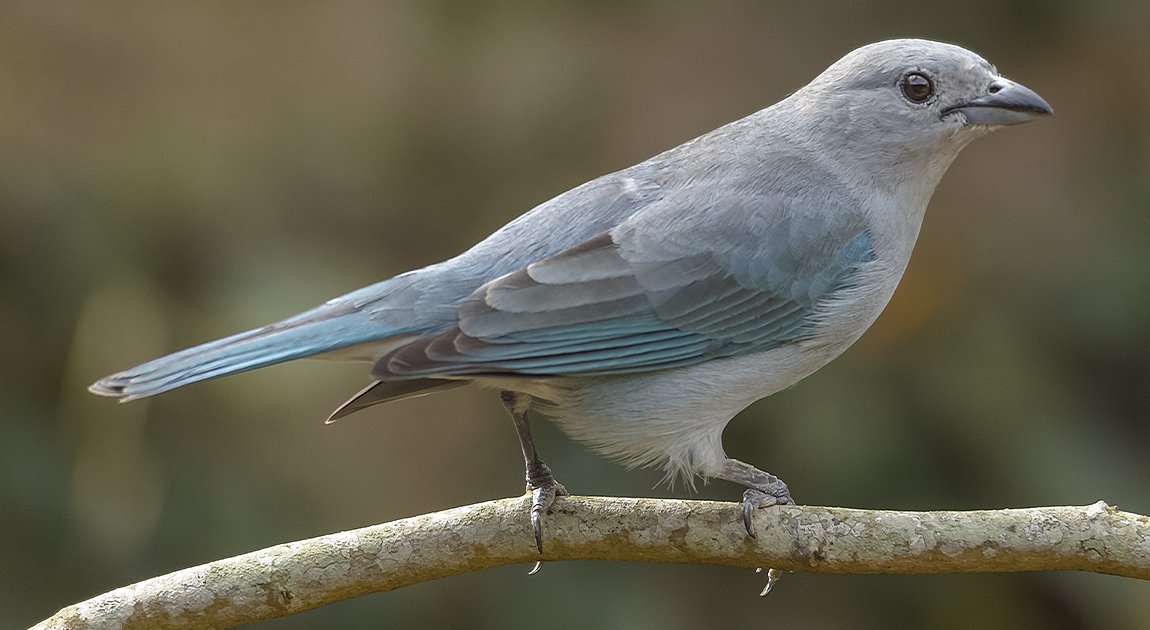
91 39 1052 553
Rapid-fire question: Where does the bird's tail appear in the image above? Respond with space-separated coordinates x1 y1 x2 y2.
89 302 410 402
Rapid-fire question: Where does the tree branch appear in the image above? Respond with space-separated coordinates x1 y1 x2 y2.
35 498 1150 629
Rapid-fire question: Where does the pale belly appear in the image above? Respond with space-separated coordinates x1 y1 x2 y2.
474 258 903 483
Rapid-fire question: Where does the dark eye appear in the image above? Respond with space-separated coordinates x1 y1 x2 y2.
901 72 934 103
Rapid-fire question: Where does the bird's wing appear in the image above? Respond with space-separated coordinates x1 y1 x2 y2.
375 192 876 378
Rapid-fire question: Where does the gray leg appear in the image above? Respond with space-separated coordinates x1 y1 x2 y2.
714 458 793 538
500 390 568 554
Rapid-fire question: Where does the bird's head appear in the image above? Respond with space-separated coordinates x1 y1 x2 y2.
788 38 1052 187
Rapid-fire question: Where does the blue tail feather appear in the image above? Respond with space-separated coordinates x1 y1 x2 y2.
89 306 409 401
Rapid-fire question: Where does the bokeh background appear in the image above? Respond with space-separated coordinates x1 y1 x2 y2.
3 2 1148 628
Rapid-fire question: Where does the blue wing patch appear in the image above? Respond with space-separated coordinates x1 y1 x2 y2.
375 227 876 379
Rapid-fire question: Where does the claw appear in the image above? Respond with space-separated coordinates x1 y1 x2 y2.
743 498 760 538
531 490 547 553
756 567 784 596
741 487 791 537
528 487 547 574
527 478 567 553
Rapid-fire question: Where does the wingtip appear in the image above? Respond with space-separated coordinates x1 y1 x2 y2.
323 404 348 424
323 380 385 424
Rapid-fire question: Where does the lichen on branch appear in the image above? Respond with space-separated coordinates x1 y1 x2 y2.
34 498 1150 629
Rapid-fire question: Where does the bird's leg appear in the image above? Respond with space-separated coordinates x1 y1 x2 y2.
715 458 793 538
500 390 568 554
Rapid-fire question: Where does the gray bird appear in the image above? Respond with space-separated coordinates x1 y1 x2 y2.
90 39 1052 551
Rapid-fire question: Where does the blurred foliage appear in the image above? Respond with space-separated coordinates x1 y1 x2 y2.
2 1 1148 628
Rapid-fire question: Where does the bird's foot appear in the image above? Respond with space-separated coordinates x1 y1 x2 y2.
715 458 792 538
718 459 793 595
526 462 568 554
741 486 793 538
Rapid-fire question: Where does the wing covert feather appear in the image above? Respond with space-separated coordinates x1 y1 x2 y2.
376 193 875 379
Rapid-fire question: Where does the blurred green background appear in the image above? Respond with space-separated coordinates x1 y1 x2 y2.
3 1 1148 628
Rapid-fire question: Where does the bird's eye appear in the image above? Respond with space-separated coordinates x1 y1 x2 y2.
901 72 934 103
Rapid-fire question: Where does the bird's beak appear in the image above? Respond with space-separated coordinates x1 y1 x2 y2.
944 78 1053 126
